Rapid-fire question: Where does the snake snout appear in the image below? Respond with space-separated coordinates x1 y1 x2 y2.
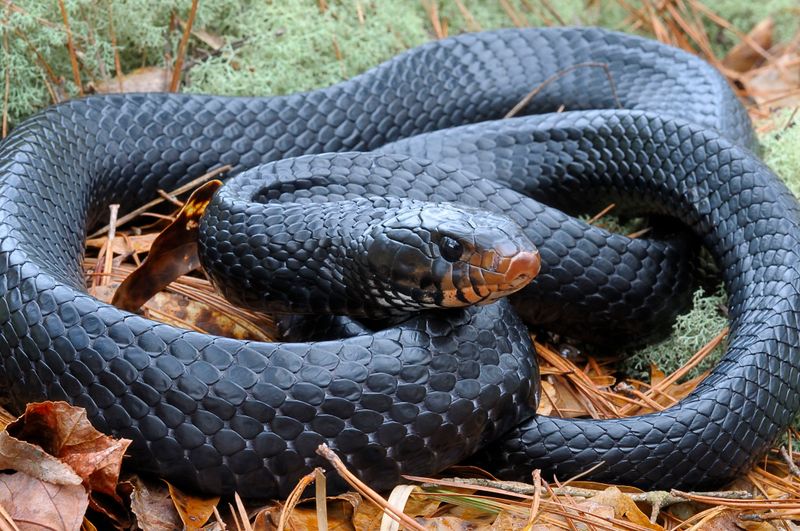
499 248 541 291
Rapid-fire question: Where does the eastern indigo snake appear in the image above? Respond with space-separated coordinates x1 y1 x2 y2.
0 27 798 498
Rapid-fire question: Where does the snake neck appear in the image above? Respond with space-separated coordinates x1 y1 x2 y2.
198 194 427 317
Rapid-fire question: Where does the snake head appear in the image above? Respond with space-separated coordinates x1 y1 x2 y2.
361 203 540 311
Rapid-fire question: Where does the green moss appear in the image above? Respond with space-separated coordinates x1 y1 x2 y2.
3 1 793 125
761 109 800 197
621 288 728 381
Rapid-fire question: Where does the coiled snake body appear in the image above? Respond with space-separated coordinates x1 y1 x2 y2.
0 27 798 498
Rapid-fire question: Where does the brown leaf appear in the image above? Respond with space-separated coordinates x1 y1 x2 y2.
742 51 800 108
0 471 88 531
129 476 182 531
0 430 82 485
112 180 222 313
591 487 663 530
490 511 531 529
722 18 773 72
166 481 219 530
91 67 170 93
7 402 131 497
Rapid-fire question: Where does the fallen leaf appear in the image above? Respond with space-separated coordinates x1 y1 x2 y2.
0 430 82 485
0 471 88 531
166 481 219 530
7 402 131 497
129 476 182 531
113 180 222 313
490 511 531 529
566 497 615 520
592 486 663 530
743 51 800 108
722 18 773 72
91 67 170 93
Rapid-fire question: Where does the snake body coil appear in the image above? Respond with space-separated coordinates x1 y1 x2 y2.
0 27 798 497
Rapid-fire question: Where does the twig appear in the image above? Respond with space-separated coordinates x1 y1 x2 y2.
411 476 754 513
780 446 800 478
278 470 318 531
88 165 231 238
499 0 527 27
454 0 481 32
107 2 123 92
505 62 621 119
782 106 799 131
421 0 446 39
1 28 9 139
57 0 82 96
525 470 542 528
101 204 120 287
157 189 184 207
540 0 567 25
315 468 328 531
316 444 425 531
586 203 616 225
355 0 364 25
170 0 199 92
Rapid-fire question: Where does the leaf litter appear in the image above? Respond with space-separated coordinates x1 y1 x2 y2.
1 0 800 530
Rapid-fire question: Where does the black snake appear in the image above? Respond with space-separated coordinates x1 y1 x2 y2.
0 27 798 498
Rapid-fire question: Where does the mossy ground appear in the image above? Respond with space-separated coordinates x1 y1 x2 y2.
3 0 800 405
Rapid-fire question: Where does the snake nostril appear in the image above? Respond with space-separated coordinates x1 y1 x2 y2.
503 250 541 287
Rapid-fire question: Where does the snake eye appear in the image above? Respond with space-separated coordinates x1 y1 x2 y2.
440 237 464 262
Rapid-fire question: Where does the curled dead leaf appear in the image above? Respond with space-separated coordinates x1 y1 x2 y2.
7 402 131 497
591 486 663 530
112 180 222 313
0 430 82 486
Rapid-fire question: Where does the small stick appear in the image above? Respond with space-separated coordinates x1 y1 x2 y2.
278 470 318 531
316 444 425 531
782 106 799 132
57 0 82 96
101 204 120 286
780 446 800 478
506 62 621 119
524 470 542 528
157 189 184 207
170 0 199 92
586 203 616 225
107 3 124 92
1 30 9 139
